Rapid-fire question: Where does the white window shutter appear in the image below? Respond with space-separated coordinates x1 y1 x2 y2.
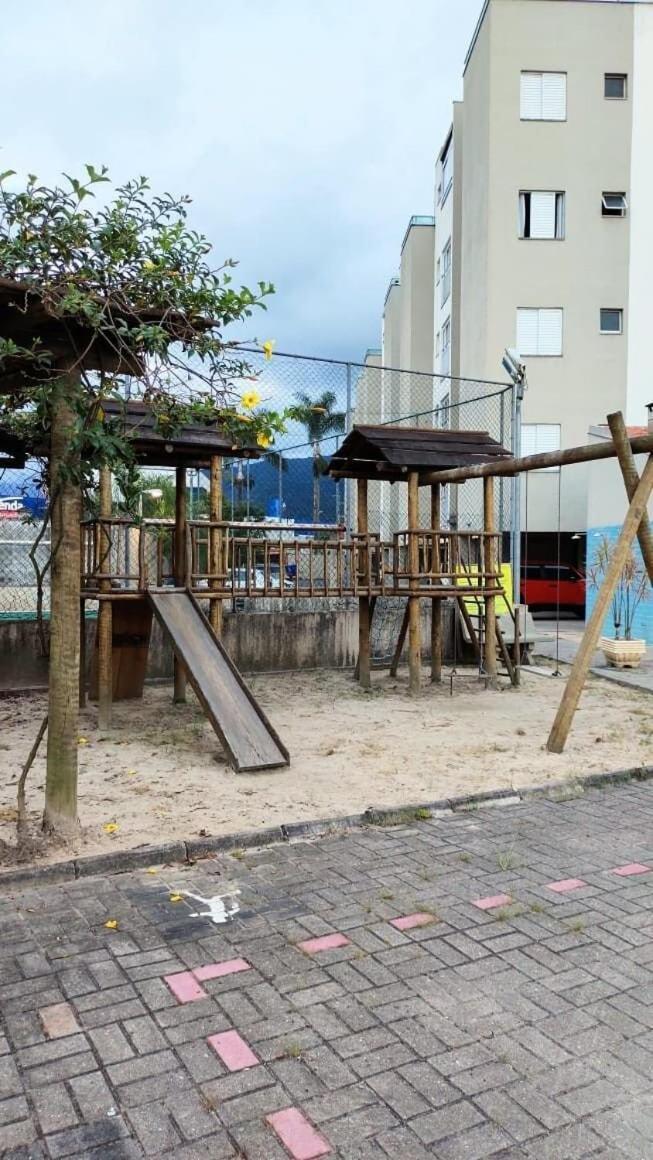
530 192 556 238
520 72 542 119
516 309 539 356
521 426 537 457
537 309 563 354
522 424 561 470
542 73 566 119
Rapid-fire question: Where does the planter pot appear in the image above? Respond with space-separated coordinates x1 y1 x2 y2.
600 637 647 670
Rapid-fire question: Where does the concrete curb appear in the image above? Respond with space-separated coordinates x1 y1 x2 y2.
0 762 651 890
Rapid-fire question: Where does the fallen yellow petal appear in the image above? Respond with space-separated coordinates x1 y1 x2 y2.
78 736 88 746
104 919 118 930
169 893 184 903
146 867 159 875
127 770 138 777
103 822 119 834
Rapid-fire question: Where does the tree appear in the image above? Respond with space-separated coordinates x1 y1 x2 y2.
293 390 346 523
0 165 289 839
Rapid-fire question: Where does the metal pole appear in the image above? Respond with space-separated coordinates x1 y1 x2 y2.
498 391 505 535
510 380 524 606
345 362 353 533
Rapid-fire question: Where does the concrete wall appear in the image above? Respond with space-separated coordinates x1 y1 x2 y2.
586 427 653 642
626 3 653 425
0 609 359 692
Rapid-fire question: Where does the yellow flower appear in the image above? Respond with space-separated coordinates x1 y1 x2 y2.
103 822 119 834
257 432 272 449
104 919 118 930
234 413 253 422
241 389 261 410
262 339 275 361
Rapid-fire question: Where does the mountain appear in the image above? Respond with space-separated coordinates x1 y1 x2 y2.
223 455 342 525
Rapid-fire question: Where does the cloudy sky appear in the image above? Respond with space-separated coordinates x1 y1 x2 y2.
1 0 480 362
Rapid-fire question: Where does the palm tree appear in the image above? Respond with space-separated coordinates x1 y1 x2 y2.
294 390 346 523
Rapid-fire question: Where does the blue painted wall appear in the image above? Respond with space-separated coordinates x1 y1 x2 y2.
586 525 653 642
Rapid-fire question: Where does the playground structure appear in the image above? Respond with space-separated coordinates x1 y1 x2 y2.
78 414 521 768
2 382 652 774
74 406 653 769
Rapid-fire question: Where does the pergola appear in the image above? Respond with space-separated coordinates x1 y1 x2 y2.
84 400 260 727
328 425 513 695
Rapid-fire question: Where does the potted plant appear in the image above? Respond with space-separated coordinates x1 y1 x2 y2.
589 535 650 668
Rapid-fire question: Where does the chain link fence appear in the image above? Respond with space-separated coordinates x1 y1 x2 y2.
0 349 514 619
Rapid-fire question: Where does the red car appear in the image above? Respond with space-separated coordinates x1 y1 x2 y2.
520 563 586 617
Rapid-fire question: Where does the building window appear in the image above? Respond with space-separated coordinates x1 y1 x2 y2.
602 192 627 218
437 392 451 430
516 308 563 356
521 423 561 471
600 308 623 334
520 71 566 121
519 191 565 239
440 318 451 374
605 73 627 99
440 239 452 307
440 140 453 205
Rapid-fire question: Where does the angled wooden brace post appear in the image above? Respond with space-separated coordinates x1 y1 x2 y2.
547 454 653 754
607 411 653 584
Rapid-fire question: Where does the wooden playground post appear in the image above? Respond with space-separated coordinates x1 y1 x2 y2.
430 483 442 683
407 470 421 696
209 455 223 636
608 411 653 584
547 454 653 753
357 477 371 689
483 476 498 688
97 465 113 728
174 465 187 702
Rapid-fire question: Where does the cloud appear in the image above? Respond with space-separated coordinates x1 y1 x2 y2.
1 0 480 360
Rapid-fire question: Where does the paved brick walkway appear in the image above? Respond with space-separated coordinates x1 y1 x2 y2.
3 786 653 1158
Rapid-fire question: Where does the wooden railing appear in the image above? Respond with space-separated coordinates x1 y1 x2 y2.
80 519 508 600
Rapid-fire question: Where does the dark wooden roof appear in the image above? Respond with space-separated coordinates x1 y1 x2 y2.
328 425 511 483
0 278 213 391
100 400 259 468
0 402 258 469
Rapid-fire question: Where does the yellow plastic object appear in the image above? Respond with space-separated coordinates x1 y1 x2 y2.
453 563 513 616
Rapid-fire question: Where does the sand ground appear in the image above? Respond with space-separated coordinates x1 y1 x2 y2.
1 664 651 869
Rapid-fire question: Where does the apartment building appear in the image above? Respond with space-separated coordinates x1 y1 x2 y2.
376 217 435 534
360 0 653 558
453 0 653 558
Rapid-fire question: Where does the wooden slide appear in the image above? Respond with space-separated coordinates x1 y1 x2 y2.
148 589 289 773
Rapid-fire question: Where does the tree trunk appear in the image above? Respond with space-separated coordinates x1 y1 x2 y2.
44 376 82 836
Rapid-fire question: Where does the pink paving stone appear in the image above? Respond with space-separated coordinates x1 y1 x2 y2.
193 958 251 981
472 894 512 911
297 933 350 954
266 1107 332 1159
164 971 207 1003
611 863 651 877
389 912 437 931
39 1002 80 1039
207 1029 259 1071
546 878 587 893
